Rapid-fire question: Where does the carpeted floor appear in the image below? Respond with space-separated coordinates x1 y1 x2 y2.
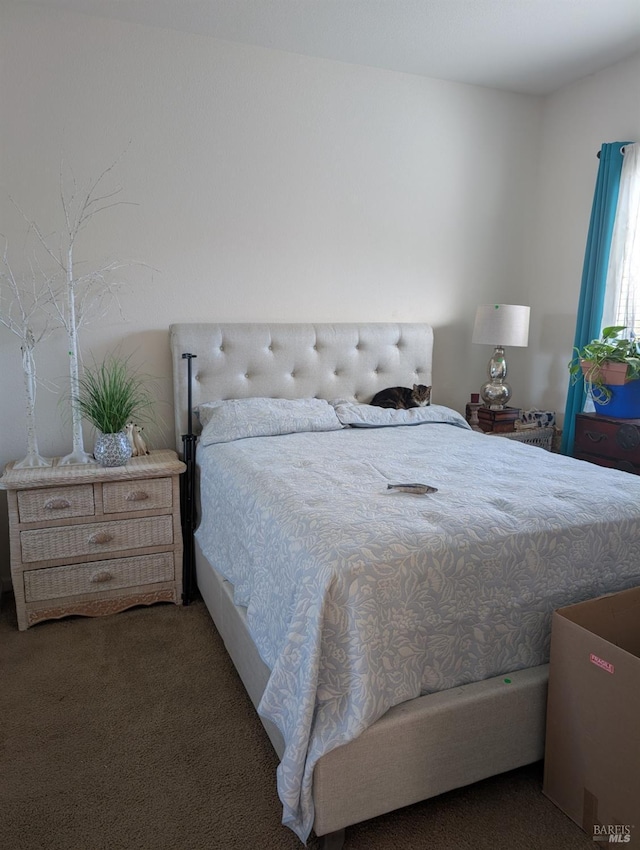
0 594 593 850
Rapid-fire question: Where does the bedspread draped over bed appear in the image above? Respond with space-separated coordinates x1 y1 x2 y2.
195 416 640 841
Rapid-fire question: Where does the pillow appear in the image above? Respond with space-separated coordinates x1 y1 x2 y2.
331 401 471 430
197 397 344 446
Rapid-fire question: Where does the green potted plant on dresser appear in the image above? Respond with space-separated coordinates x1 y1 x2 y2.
76 354 154 466
569 326 640 418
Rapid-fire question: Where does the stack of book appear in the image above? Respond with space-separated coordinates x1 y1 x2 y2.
477 406 520 433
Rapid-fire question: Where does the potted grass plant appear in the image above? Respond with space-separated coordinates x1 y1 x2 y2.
75 353 154 466
569 326 640 417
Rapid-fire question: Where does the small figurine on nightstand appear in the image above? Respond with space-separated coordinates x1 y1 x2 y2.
125 422 150 457
465 394 483 431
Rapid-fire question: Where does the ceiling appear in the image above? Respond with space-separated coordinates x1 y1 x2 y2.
22 0 640 95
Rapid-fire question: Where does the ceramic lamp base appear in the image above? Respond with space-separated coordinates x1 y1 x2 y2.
480 345 512 410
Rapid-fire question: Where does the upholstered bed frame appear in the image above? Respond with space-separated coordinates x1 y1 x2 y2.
169 323 548 849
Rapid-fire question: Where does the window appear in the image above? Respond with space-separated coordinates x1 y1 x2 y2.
602 143 640 336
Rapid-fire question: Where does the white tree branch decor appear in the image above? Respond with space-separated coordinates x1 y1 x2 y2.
0 238 59 468
16 156 138 465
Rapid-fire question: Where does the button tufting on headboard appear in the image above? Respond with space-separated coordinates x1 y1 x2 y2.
169 323 434 452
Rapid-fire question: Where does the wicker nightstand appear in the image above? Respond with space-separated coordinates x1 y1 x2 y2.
0 450 186 630
486 427 555 451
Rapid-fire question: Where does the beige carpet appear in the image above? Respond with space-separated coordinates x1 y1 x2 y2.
0 594 593 850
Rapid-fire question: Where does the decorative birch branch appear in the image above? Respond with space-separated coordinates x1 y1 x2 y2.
0 237 60 468
12 154 141 464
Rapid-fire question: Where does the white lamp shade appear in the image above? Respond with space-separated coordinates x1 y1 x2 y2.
472 304 530 347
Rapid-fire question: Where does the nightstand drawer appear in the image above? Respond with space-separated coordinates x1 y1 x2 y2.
24 553 175 601
20 515 173 563
103 477 172 514
17 485 95 523
574 417 640 462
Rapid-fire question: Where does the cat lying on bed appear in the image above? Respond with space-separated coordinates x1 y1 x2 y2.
369 384 432 409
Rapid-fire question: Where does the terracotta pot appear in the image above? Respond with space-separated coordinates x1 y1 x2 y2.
580 360 630 386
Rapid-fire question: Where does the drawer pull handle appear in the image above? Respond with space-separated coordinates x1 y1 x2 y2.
90 570 114 583
585 430 606 443
88 531 114 545
44 498 71 510
125 490 149 502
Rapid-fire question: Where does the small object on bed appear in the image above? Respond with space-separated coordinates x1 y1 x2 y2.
370 384 432 409
387 482 438 494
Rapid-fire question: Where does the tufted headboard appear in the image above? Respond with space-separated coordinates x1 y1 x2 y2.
169 323 434 450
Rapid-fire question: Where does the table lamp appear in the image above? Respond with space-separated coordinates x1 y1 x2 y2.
472 304 530 409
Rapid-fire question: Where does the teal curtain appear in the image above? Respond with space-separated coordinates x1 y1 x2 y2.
560 143 628 455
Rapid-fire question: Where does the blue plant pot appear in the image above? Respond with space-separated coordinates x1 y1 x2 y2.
593 380 640 419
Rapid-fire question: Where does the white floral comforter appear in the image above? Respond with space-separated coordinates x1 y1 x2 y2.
195 421 640 841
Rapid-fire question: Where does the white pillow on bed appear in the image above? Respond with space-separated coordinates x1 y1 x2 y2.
197 397 344 446
331 401 472 430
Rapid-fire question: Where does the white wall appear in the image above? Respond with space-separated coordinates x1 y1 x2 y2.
0 2 543 583
0 2 637 586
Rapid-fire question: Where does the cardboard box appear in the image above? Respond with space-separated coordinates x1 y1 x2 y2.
543 586 640 844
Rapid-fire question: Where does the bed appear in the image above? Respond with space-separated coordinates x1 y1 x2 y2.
169 322 640 849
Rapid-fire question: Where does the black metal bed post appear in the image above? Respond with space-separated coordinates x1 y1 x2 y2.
180 352 198 605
